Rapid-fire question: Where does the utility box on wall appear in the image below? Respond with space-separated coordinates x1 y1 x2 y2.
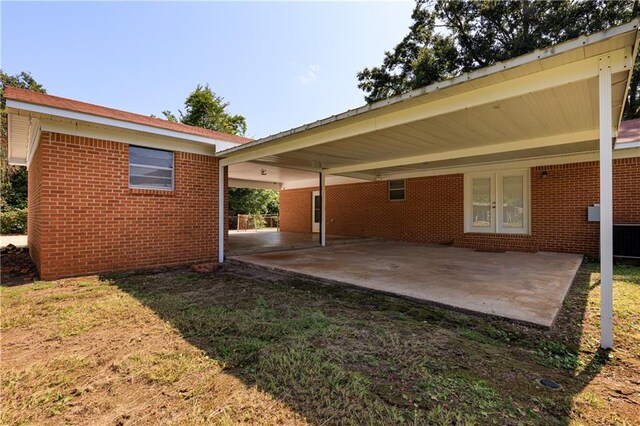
588 204 600 222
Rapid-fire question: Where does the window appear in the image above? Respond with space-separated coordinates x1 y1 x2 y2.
388 179 405 201
464 169 529 234
129 146 174 190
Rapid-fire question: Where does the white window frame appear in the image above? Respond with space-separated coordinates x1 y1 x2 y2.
129 145 175 191
388 179 406 201
464 169 530 235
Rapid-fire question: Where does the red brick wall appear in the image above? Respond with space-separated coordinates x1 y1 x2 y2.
279 157 640 257
30 132 220 279
326 175 463 244
279 188 313 234
27 133 45 270
613 156 640 223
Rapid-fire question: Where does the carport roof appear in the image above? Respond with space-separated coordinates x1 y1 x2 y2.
218 20 640 182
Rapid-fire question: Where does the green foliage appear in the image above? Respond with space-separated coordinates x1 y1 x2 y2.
1 70 46 138
534 340 582 370
358 0 640 119
0 208 27 234
166 86 273 228
163 84 247 135
229 188 279 216
229 188 279 228
1 70 46 212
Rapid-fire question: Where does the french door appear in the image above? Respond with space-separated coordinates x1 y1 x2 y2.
312 191 320 233
464 169 529 235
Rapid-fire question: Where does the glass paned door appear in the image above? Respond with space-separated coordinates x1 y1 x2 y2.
497 172 528 234
465 170 529 235
469 174 495 233
312 191 320 233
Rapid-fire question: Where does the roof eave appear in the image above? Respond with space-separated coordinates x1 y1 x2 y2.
216 18 640 158
6 99 242 151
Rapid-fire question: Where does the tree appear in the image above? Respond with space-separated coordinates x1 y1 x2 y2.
228 187 279 228
1 71 46 211
358 0 640 119
163 84 247 135
165 85 278 225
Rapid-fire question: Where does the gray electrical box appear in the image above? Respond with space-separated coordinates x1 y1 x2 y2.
588 204 600 222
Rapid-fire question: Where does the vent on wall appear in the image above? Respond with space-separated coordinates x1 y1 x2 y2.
613 225 640 259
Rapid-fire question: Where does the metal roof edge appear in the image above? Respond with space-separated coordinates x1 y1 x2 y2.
6 99 241 151
217 19 640 158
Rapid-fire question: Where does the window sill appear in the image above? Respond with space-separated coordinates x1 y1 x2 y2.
129 188 175 196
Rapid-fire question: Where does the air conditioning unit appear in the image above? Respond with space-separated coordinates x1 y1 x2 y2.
613 224 640 259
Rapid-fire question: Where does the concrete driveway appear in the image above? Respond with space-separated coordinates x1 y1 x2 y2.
231 241 583 327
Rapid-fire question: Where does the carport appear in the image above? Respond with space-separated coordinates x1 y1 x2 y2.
217 22 640 347
231 241 583 327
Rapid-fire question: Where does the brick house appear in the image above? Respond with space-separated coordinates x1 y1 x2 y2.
5 87 250 279
275 157 640 257
5 20 640 347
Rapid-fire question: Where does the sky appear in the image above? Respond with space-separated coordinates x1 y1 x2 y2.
1 1 415 139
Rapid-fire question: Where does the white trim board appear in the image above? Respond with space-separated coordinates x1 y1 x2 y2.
278 148 640 190
378 148 640 181
323 130 603 175
26 118 41 168
229 179 282 190
38 120 218 159
7 99 241 151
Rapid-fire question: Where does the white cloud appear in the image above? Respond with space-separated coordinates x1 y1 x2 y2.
296 64 320 85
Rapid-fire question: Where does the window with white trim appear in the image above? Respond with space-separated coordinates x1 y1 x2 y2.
129 146 174 190
388 179 406 201
464 169 530 235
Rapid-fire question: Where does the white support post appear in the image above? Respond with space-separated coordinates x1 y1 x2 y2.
599 56 613 350
320 171 326 247
218 164 226 264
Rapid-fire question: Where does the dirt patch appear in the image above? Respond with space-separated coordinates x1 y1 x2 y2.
1 245 37 285
1 263 639 424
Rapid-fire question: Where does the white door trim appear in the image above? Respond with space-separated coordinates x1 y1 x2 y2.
496 169 530 235
312 190 320 233
464 169 530 235
464 173 496 233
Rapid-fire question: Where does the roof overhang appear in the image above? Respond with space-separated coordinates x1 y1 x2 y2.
219 20 640 183
6 99 241 167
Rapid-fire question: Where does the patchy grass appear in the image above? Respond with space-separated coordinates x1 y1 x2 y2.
1 261 639 425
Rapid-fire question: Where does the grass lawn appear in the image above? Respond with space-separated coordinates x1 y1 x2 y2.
1 261 639 425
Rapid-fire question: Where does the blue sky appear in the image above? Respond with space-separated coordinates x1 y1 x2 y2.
1 1 414 138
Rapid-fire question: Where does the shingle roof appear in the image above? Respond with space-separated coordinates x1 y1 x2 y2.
3 86 252 144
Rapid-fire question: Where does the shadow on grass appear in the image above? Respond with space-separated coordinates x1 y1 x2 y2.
100 259 609 425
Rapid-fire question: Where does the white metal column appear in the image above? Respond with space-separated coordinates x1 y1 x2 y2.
218 164 226 263
320 171 326 247
599 56 613 350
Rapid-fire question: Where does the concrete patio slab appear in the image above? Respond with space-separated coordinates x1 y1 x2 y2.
231 241 583 327
228 230 371 256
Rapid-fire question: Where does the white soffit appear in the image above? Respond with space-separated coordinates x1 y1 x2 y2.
6 100 242 164
39 120 218 157
7 114 29 165
217 20 640 178
228 162 366 189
